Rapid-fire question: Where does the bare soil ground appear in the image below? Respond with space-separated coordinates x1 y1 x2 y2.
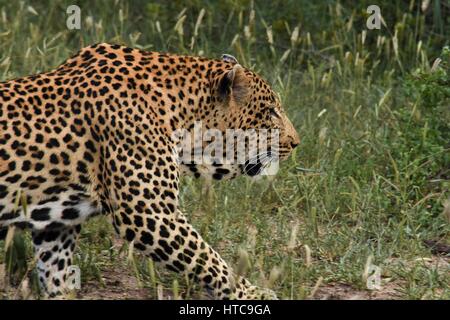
312 282 403 300
1 251 448 300
79 265 152 300
79 254 449 300
312 255 449 300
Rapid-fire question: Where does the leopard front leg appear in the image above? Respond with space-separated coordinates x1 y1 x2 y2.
32 225 81 298
113 204 275 299
105 136 276 299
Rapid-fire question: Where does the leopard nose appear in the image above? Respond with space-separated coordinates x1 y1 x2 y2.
290 141 299 149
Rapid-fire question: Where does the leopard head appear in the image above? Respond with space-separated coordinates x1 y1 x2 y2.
178 55 300 179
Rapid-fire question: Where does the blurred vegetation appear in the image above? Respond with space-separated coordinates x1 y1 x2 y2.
0 0 449 299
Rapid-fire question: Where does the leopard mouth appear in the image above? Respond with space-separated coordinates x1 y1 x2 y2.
242 161 264 176
241 151 277 176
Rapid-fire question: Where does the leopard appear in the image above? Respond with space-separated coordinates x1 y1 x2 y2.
0 43 300 299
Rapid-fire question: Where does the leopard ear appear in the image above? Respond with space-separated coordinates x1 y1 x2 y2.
217 64 249 103
221 54 238 64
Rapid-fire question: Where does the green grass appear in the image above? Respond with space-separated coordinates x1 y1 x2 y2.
0 0 449 300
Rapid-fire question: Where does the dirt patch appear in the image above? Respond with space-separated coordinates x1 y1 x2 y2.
78 264 153 300
311 255 449 300
1 249 448 300
312 281 403 300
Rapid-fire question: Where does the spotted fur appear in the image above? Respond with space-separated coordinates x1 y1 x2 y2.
0 43 299 299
